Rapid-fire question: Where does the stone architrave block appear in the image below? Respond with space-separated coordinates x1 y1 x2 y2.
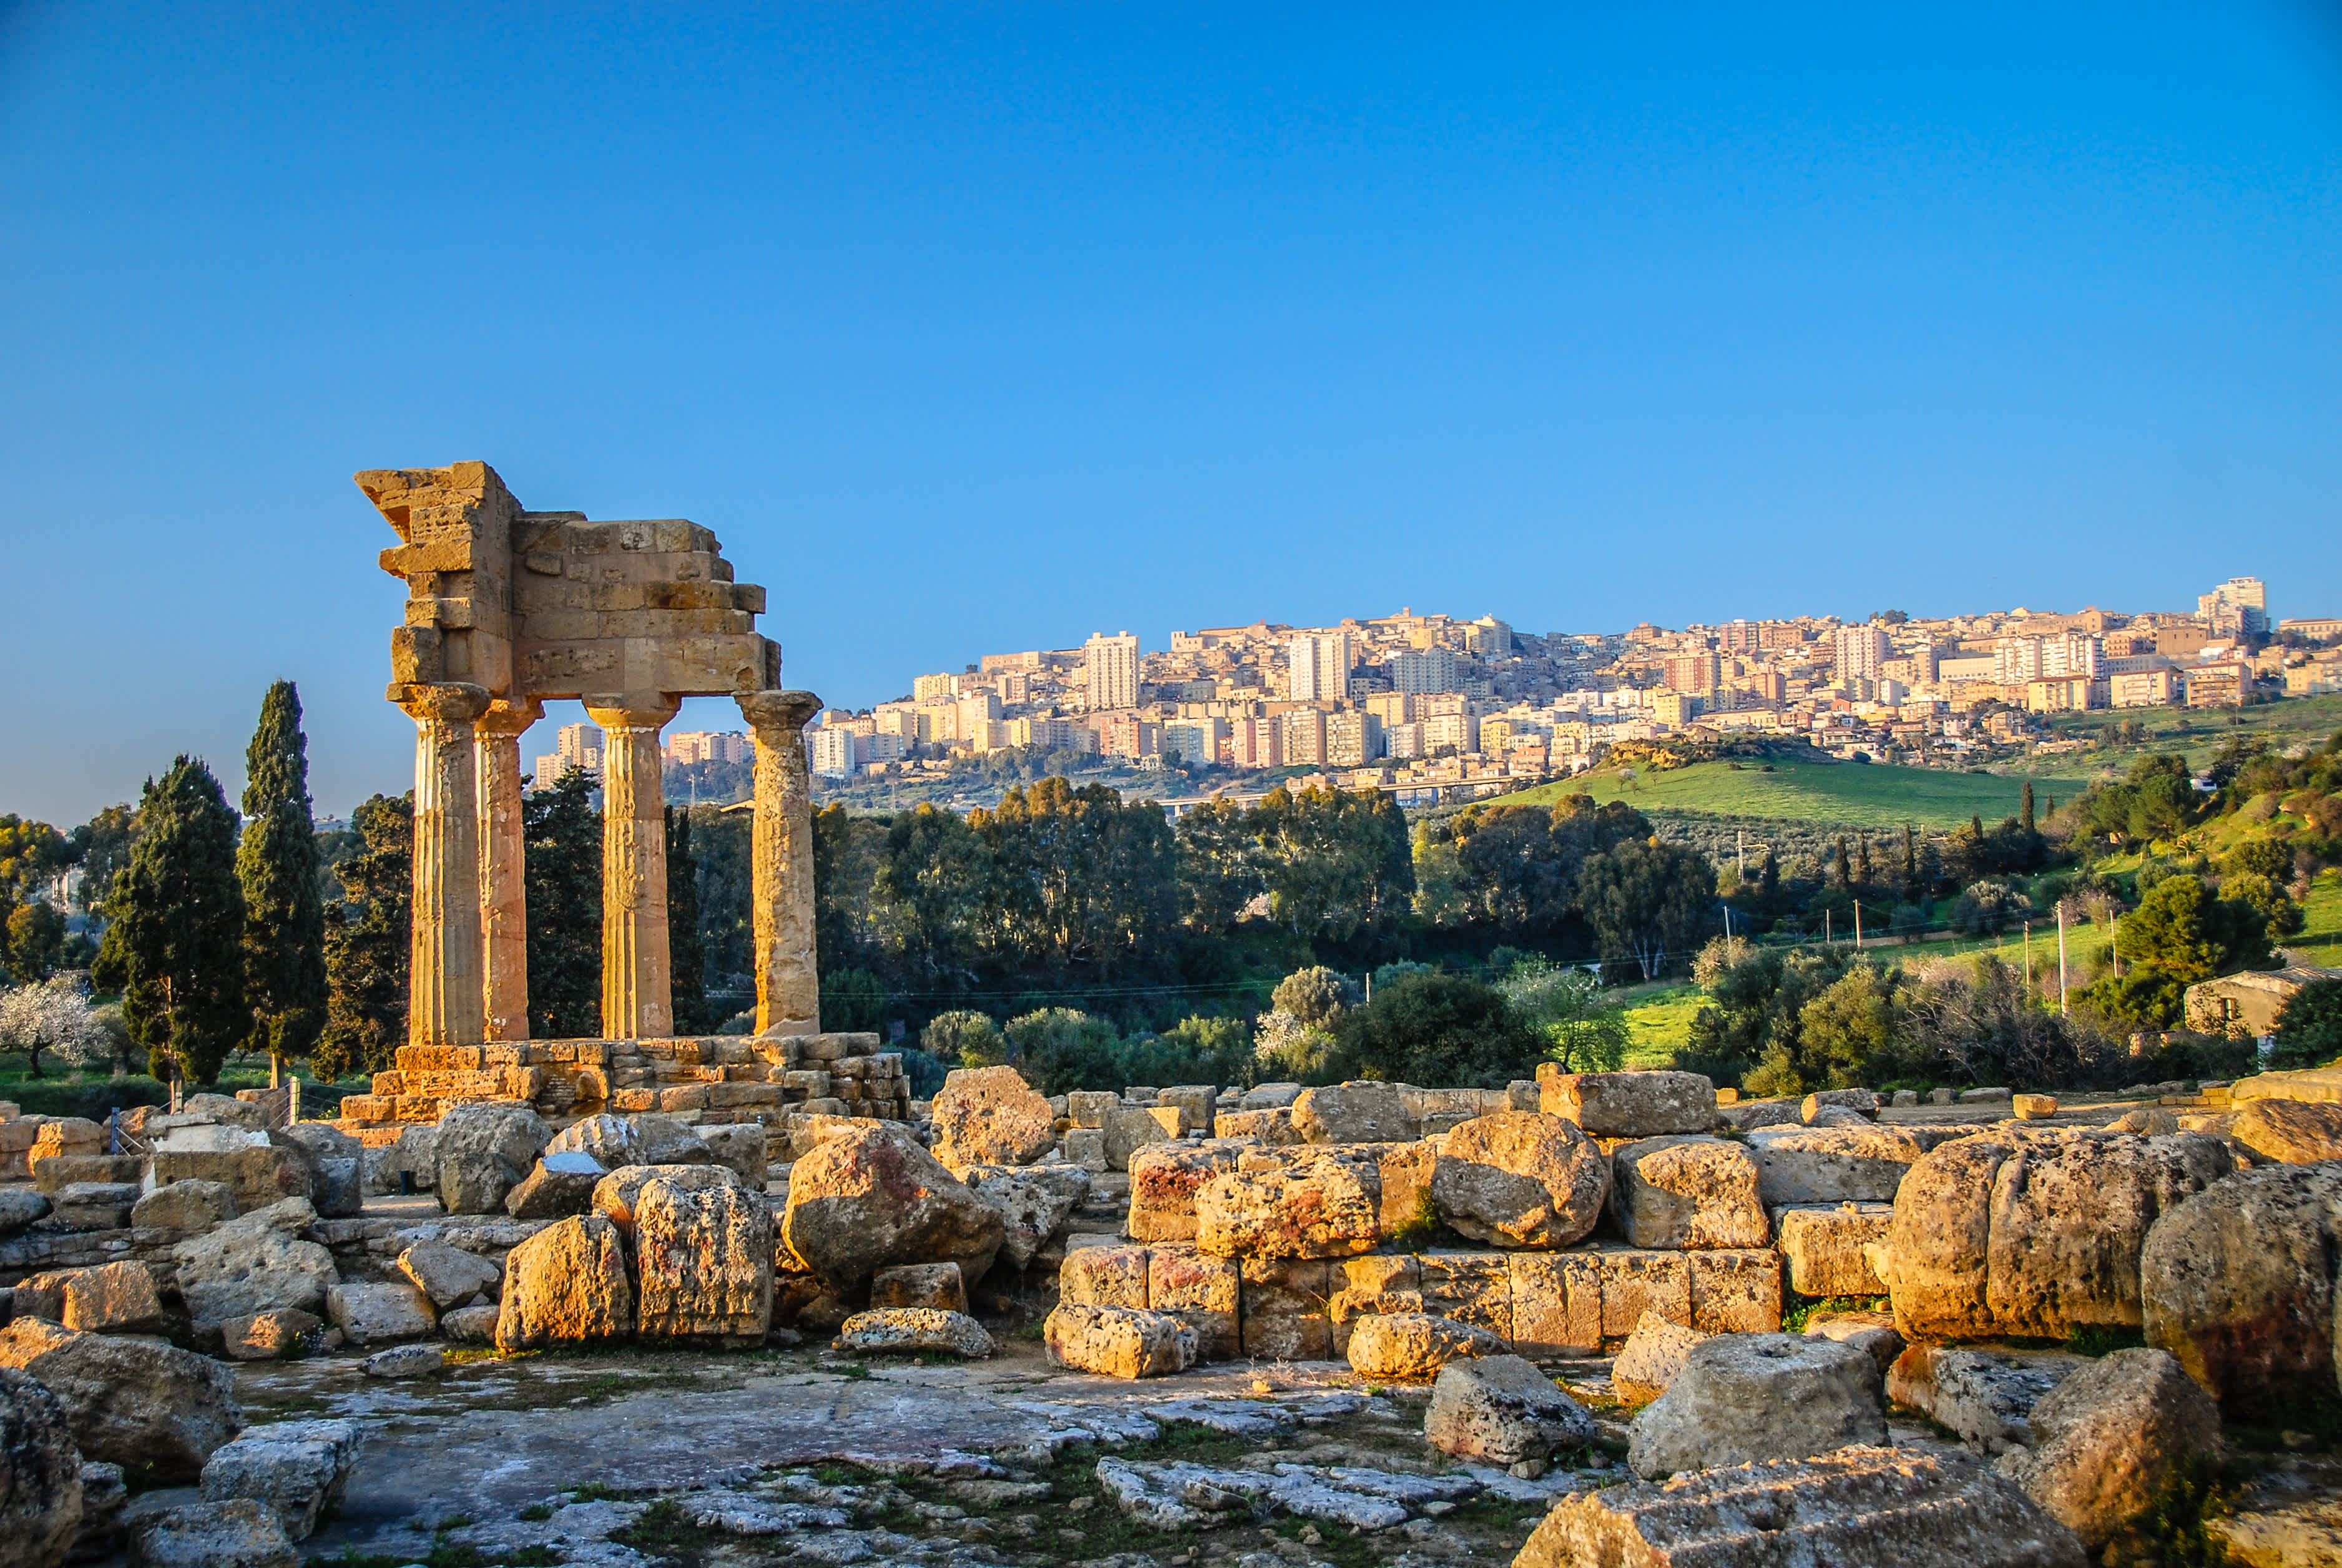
1507 1252 1604 1355
1746 1124 1929 1207
1291 1082 1416 1144
1418 1252 1512 1340
1537 1069 1716 1137
1610 1135 1769 1249
635 1178 774 1341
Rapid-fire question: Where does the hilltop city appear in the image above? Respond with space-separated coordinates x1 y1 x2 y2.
537 573 2339 812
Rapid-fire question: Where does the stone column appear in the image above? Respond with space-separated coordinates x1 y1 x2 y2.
396 682 492 1049
736 690 823 1035
584 695 682 1039
474 696 543 1041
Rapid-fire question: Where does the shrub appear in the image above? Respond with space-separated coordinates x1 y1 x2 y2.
2272 978 2342 1071
1952 880 2031 936
921 1010 1007 1068
1330 971 1543 1088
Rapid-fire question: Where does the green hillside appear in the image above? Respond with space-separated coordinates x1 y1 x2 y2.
1504 755 2090 830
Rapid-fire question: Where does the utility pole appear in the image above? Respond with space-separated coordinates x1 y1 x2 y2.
1737 829 1745 880
2024 921 2032 987
2112 913 2120 978
1825 909 1832 944
1854 900 1863 949
2057 901 2069 1014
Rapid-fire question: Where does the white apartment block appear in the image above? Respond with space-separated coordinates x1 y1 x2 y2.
1085 632 1141 711
1288 632 1353 702
1391 646 1461 694
1327 710 1384 766
1164 718 1228 768
808 725 859 779
666 730 750 765
2199 577 2268 639
1833 625 1893 682
1282 708 1328 766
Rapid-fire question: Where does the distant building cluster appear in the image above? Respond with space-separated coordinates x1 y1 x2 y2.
790 573 2339 790
532 725 750 786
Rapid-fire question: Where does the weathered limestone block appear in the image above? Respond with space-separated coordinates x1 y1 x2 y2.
590 1162 740 1235
172 1199 338 1331
1773 1203 1893 1296
780 1124 1002 1291
1538 1068 1715 1137
1801 1088 1879 1122
2230 1097 2342 1164
961 1163 1089 1271
0 1368 83 1568
1803 1310 1904 1373
635 1179 773 1341
132 1179 236 1237
29 1119 103 1162
1213 1107 1299 1143
544 1112 646 1170
0 1188 51 1238
1629 1333 1887 1478
1888 1345 2070 1454
150 1144 310 1218
1127 1141 1245 1242
1195 1156 1379 1259
697 1123 768 1187
494 1215 634 1350
504 1151 605 1218
198 1418 362 1542
17 1261 164 1335
125 1498 299 1568
1425 1353 1594 1469
1291 1081 1415 1144
1059 1242 1152 1310
31 1153 142 1197
1429 1112 1608 1248
630 1112 713 1166
1146 1244 1241 1361
1044 1303 1198 1379
1239 1258 1333 1360
0 1318 240 1485
1242 1083 1303 1110
1507 1252 1603 1354
396 1240 501 1311
1610 1136 1768 1249
2139 1160 2342 1419
432 1103 552 1215
220 1310 322 1361
1746 1124 1927 1206
1155 1085 1217 1135
438 1304 499 1344
931 1066 1056 1170
326 1281 436 1346
1102 1107 1177 1170
49 1181 137 1230
1612 1311 1713 1401
1879 1130 2233 1343
1064 1090 1118 1129
870 1262 966 1313
1994 1349 2222 1549
1419 1250 1513 1339
1515 1446 2087 1568
272 1124 364 1218
1345 1312 1502 1381
1331 1255 1426 1356
835 1306 993 1358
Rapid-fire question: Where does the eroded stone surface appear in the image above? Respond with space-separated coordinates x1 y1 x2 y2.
1424 1353 1593 1468
1610 1136 1768 1250
1629 1332 1886 1478
0 1318 240 1485
780 1125 1003 1291
930 1067 1056 1170
1343 1312 1502 1381
1428 1112 1608 1249
495 1215 635 1351
1994 1348 2222 1549
636 1179 773 1341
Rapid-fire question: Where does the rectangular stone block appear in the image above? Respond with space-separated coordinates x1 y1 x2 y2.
1156 1086 1216 1135
1418 1251 1512 1340
1368 1142 1439 1237
1507 1251 1605 1355
1587 1247 1693 1338
610 1088 658 1113
659 1085 712 1112
338 1095 394 1123
1239 1258 1332 1361
32 1155 143 1196
1148 1243 1241 1361
1059 1243 1152 1309
1213 1107 1299 1143
705 1082 781 1109
1329 1255 1423 1355
370 1072 404 1095
1771 1203 1893 1297
1688 1248 1783 1333
1104 1107 1177 1170
1066 1090 1119 1130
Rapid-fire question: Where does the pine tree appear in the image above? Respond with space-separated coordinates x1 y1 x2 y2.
2021 780 2037 835
237 682 326 1080
317 793 411 1081
526 770 602 1039
90 758 246 1084
666 805 708 1034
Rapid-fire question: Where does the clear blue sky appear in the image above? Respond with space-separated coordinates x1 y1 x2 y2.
3 2 2338 825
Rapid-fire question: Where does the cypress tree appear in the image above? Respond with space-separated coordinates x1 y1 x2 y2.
316 793 411 1081
1901 824 1919 895
2021 780 2037 835
667 806 708 1034
90 758 246 1084
1757 848 1779 913
1834 836 1852 888
237 682 326 1080
1855 833 1874 892
526 770 602 1039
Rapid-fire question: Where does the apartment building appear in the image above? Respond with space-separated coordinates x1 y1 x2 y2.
1084 632 1142 711
1327 710 1384 766
1833 625 1893 682
1288 632 1354 702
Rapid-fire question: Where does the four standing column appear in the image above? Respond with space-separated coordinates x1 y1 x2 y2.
736 690 823 1035
474 697 544 1041
584 695 682 1039
396 682 492 1049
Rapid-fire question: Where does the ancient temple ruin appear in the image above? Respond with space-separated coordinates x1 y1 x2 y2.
358 461 823 1046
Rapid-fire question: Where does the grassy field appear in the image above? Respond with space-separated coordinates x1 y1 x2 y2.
1609 981 1705 1067
2292 870 2342 970
1505 755 2093 831
2032 692 2342 778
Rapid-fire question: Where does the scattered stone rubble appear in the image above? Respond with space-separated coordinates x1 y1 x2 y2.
0 1059 2329 1563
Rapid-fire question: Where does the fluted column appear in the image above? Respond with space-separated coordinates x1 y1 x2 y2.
474 696 543 1041
737 689 823 1034
396 682 492 1048
584 695 681 1039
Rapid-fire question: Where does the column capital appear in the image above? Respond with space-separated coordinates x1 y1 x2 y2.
736 688 821 739
393 682 492 725
474 695 544 740
582 693 682 732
